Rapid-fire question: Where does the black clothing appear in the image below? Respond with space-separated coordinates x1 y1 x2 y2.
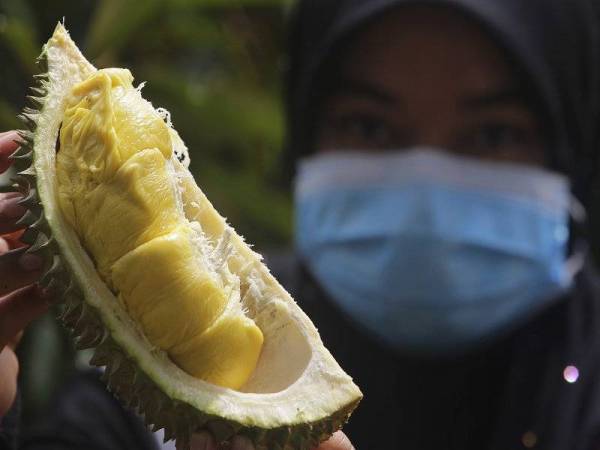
3 371 159 450
0 391 20 450
266 252 600 450
282 4 600 444
284 0 600 202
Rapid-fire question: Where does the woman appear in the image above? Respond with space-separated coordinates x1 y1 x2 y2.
276 0 600 448
3 0 600 448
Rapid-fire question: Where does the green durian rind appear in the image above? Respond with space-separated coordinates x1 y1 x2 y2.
12 23 362 450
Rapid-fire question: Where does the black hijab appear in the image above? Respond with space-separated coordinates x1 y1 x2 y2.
282 3 600 449
284 0 600 203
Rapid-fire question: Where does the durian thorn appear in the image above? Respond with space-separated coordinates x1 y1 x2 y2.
33 73 49 81
25 95 44 108
89 349 109 367
59 303 81 327
110 358 137 387
75 325 105 350
36 80 50 92
18 113 38 131
15 209 39 228
22 210 43 227
17 165 36 177
10 146 33 161
118 370 140 408
29 86 47 96
17 187 38 207
207 420 236 444
29 213 50 233
163 416 177 443
63 278 78 298
40 254 63 284
16 129 34 143
73 304 99 335
107 352 123 377
27 231 53 253
122 382 142 410
36 56 48 72
144 389 167 421
10 175 33 193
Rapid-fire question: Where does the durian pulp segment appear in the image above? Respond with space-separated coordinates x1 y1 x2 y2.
55 68 264 390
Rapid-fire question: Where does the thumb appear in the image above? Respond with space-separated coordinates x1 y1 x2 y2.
315 431 355 450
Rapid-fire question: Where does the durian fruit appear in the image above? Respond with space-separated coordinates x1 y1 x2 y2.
12 23 362 450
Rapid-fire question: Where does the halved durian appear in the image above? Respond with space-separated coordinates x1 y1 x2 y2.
12 23 362 450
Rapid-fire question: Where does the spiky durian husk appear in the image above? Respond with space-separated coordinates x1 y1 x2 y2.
11 37 359 450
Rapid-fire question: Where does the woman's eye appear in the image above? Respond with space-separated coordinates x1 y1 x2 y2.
326 114 396 149
465 123 528 153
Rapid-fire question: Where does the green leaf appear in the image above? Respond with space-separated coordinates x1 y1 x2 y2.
0 98 21 130
85 0 163 58
0 18 40 73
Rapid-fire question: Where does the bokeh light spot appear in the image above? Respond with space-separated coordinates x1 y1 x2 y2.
563 365 579 384
522 431 538 448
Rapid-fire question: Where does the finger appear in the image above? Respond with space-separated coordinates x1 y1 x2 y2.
0 284 49 351
0 346 19 418
315 431 355 450
0 247 44 296
1 229 27 251
0 131 21 174
190 431 217 450
0 193 26 234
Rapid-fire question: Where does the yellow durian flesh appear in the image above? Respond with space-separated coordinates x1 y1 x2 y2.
56 68 263 389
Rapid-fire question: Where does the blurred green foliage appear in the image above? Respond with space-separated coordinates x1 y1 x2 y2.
0 0 293 248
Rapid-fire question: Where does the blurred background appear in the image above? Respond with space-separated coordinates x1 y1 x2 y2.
0 0 292 426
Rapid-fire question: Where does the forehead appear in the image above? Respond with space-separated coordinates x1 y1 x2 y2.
336 6 515 97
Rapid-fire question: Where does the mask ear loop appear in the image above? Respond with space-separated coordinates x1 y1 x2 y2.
565 195 589 280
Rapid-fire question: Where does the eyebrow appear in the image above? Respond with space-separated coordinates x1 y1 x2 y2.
461 86 529 110
330 79 530 111
330 78 398 105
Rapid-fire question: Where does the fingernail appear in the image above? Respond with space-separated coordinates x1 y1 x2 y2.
19 253 43 271
230 435 254 450
0 196 24 219
191 431 216 450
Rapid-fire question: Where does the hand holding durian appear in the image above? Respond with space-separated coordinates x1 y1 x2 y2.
0 131 49 420
0 24 361 450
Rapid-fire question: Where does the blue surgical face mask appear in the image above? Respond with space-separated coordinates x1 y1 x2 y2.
294 148 583 355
